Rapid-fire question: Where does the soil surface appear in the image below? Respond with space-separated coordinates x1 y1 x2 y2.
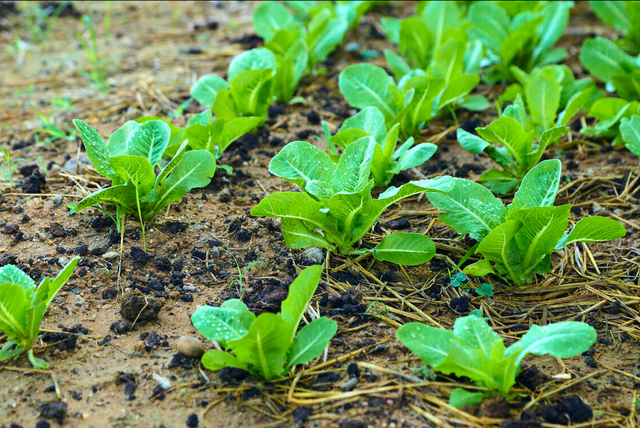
1 2 639 428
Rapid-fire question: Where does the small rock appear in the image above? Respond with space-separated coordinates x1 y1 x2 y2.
111 319 132 334
52 195 63 205
40 401 67 423
62 154 91 173
130 246 150 264
120 295 163 323
387 219 410 230
177 336 205 358
591 202 604 214
235 227 252 241
186 413 199 428
103 251 119 260
302 247 324 265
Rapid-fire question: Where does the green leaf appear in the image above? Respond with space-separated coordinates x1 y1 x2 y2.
558 87 594 126
404 76 445 132
461 95 491 111
398 16 431 70
252 1 295 41
339 64 396 121
510 159 561 211
190 74 228 108
149 150 216 219
201 350 247 371
109 155 156 196
453 315 502 357
422 1 462 56
384 49 412 81
389 143 437 174
457 129 490 153
467 2 509 54
191 299 255 346
72 119 116 179
449 388 486 409
268 141 335 197
308 16 348 66
287 317 337 369
107 121 139 157
476 220 522 282
437 74 480 111
527 75 561 130
368 232 435 266
509 205 571 276
280 265 323 341
477 117 533 168
479 169 520 195
580 37 636 84
0 284 29 343
589 1 629 31
338 106 387 144
227 313 291 380
0 265 35 295
534 2 571 59
427 178 506 239
380 17 400 44
331 137 375 194
35 257 79 309
330 129 371 150
557 216 626 248
620 115 640 155
184 120 225 153
228 48 277 82
212 89 237 121
281 218 333 250
229 69 274 118
73 183 137 214
396 322 453 367
126 120 170 166
463 259 496 277
429 38 465 84
506 322 597 367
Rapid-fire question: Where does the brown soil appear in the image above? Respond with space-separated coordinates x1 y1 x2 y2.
1 2 639 428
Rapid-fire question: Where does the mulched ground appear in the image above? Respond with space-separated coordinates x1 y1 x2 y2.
0 2 639 427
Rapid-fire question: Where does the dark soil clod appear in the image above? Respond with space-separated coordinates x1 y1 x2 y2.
39 401 67 423
540 395 593 425
120 295 163 322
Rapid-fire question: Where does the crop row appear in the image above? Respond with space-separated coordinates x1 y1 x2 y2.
1 1 636 410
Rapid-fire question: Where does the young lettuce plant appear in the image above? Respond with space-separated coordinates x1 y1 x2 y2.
191 265 337 380
620 115 640 156
71 119 216 226
190 48 276 120
251 138 450 265
0 258 79 369
590 1 640 55
253 1 360 78
381 2 488 113
339 64 447 139
396 313 596 408
139 110 262 172
580 37 640 100
329 106 437 187
582 98 640 146
456 95 570 194
467 1 573 82
427 160 626 285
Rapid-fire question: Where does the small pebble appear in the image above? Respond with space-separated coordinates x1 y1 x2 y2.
103 251 119 260
177 336 205 358
52 195 63 205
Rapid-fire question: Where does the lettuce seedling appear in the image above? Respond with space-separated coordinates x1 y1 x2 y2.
329 106 437 187
580 37 640 100
0 258 79 369
380 2 487 113
457 95 570 194
426 160 626 284
71 119 216 224
251 138 450 265
191 265 337 380
396 313 597 407
339 64 451 139
582 98 640 146
253 1 361 78
590 1 640 55
467 1 572 82
505 64 600 128
190 48 276 119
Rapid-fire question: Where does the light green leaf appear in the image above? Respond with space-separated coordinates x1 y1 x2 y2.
281 218 333 250
453 315 502 357
558 87 594 126
427 178 506 239
308 16 349 65
212 89 237 121
229 69 274 118
620 115 640 155
201 350 248 371
449 388 486 409
107 121 139 157
580 37 636 83
109 155 156 196
35 257 79 309
368 233 435 266
72 119 117 179
462 259 496 277
332 137 375 194
0 284 29 343
437 74 480 111
384 49 412 81
280 265 323 341
268 141 335 197
227 313 291 380
338 106 387 144
389 143 437 174
252 1 295 41
476 220 522 281
126 120 170 166
228 48 277 82
477 117 533 168
527 75 561 130
589 1 629 31
510 159 561 210
461 95 491 111
467 2 509 54
0 265 35 295
184 120 225 153
191 299 255 346
339 64 396 121
558 216 626 248
507 322 597 367
190 74 228 108
73 183 137 214
287 317 337 369
380 17 400 44
396 322 453 367
398 16 431 70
